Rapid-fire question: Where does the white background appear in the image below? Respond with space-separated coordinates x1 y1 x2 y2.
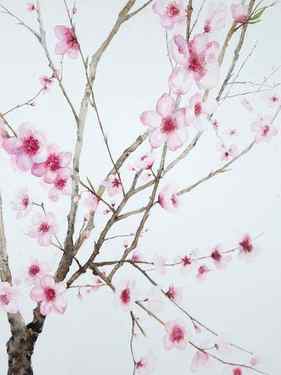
0 1 281 374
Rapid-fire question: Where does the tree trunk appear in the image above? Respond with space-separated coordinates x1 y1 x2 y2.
7 310 45 375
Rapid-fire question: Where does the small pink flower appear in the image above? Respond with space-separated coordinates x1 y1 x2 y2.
28 212 58 247
32 144 71 183
210 245 232 269
0 282 19 314
265 93 280 108
11 188 32 219
131 250 143 262
190 350 211 372
153 0 185 29
48 168 72 201
116 280 136 310
83 191 99 212
203 2 227 33
26 3 37 12
129 153 155 172
170 33 220 89
238 234 259 260
231 3 249 24
196 265 210 280
158 185 180 212
30 275 67 315
164 320 188 350
54 25 80 59
165 285 183 303
25 259 50 285
3 124 47 172
104 175 123 196
39 75 53 91
251 116 278 143
136 352 156 375
185 93 217 128
140 94 188 151
178 255 193 273
220 144 238 161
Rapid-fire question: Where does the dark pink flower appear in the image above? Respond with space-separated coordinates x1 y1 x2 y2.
251 116 278 143
164 320 188 350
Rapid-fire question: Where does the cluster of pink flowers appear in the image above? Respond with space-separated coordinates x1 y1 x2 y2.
2 124 72 202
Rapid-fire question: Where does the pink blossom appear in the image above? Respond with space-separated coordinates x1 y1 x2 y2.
251 116 278 143
210 245 232 269
185 93 217 128
168 67 193 95
178 255 193 273
48 168 72 201
3 124 47 172
220 144 238 161
30 275 67 315
203 2 227 33
0 282 19 314
266 93 280 108
190 351 211 372
196 265 210 280
152 0 185 29
131 250 143 263
26 3 37 12
28 212 58 247
39 75 53 91
11 188 32 219
116 280 136 310
164 320 188 350
25 259 50 285
170 33 220 89
165 285 183 303
136 352 156 375
104 174 123 196
32 144 71 183
158 185 180 212
231 3 249 24
141 94 188 151
83 191 99 212
54 25 80 59
223 367 244 375
238 234 259 260
129 153 155 172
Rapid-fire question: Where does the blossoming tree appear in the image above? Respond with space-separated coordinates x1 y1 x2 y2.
0 0 280 374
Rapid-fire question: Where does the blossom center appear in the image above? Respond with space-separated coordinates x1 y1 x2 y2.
262 125 270 136
170 326 184 343
44 287 56 302
188 54 204 74
211 249 222 261
29 264 40 276
136 360 145 369
22 197 29 208
45 153 61 171
239 237 253 253
233 368 242 375
39 222 50 233
55 178 67 190
0 294 9 305
23 136 40 156
194 102 202 116
161 116 177 134
181 256 192 266
167 4 180 17
120 288 130 304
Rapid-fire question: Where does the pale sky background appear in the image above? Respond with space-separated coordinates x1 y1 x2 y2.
0 1 281 374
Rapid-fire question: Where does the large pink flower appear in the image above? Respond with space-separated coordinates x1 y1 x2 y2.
32 144 71 183
30 275 67 315
141 94 187 151
152 0 185 29
3 124 47 172
54 25 80 59
170 33 220 89
0 282 19 314
28 212 58 247
163 320 188 350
